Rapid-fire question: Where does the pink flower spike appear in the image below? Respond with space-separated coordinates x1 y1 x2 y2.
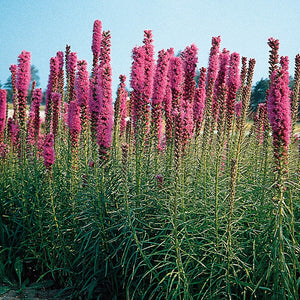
43 133 55 169
91 20 102 68
16 50 31 128
68 100 81 147
0 89 7 141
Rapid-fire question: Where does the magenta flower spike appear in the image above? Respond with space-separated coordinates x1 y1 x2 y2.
118 75 128 136
76 60 90 133
68 52 77 103
151 49 170 148
31 88 43 141
0 89 7 142
91 20 102 68
97 63 114 159
68 100 81 148
201 36 221 152
267 56 291 165
45 56 59 133
130 30 155 138
181 44 198 149
52 92 62 137
164 48 175 145
193 67 207 136
89 65 102 140
142 30 155 108
56 51 64 95
130 46 146 131
43 133 55 169
226 52 240 135
9 64 18 121
211 48 230 124
16 51 31 129
169 56 184 158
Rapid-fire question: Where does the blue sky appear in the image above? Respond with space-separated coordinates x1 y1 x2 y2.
0 0 299 95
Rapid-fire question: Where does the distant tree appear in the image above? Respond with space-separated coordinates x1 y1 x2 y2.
250 78 269 112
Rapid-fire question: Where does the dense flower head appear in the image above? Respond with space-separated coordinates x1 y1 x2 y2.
206 36 221 86
32 88 43 140
240 57 248 87
130 46 146 130
142 30 155 99
193 67 207 134
97 63 114 157
91 20 102 67
100 31 111 68
181 44 198 148
118 75 128 136
267 56 291 162
291 54 300 131
164 48 175 144
76 60 90 133
16 50 31 128
76 60 90 108
45 56 59 133
151 49 170 147
267 37 280 77
9 64 18 120
68 100 81 147
7 117 19 147
89 65 102 140
226 52 241 134
211 48 230 130
16 51 31 94
56 51 64 94
0 89 7 137
51 92 62 137
43 133 55 168
67 52 77 103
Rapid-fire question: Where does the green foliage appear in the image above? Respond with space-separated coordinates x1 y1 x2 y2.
0 113 299 299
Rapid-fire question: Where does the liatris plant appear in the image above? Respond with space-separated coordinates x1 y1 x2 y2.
181 44 198 150
210 48 230 140
268 56 291 176
201 36 221 154
151 49 170 149
97 64 114 159
10 64 18 121
52 92 62 137
45 56 59 134
225 52 240 137
68 100 82 149
164 48 175 145
67 52 77 104
130 46 146 133
142 30 155 129
267 55 295 297
193 67 207 137
268 38 280 78
91 20 102 68
239 56 248 90
117 75 128 137
89 65 102 142
16 51 31 131
31 88 43 142
291 54 300 134
76 60 90 135
169 56 184 162
43 133 55 169
56 51 64 95
96 31 113 159
0 89 7 142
